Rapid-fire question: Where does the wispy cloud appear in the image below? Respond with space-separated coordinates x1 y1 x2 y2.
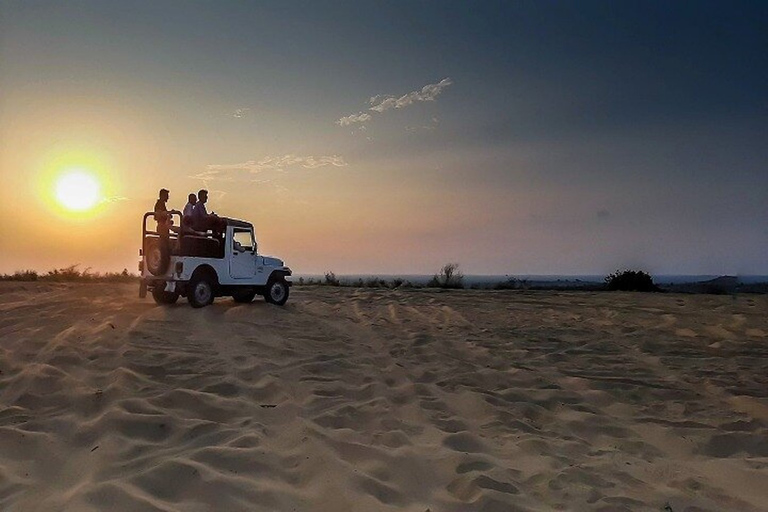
406 116 440 133
337 112 372 126
101 195 129 204
336 78 453 126
232 108 251 118
192 154 348 182
369 78 453 113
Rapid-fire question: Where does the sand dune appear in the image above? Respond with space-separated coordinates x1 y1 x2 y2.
0 283 766 511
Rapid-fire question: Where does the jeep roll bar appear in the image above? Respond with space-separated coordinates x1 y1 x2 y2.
142 211 183 239
141 211 223 260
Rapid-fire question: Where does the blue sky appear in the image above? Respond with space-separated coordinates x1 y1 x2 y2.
1 1 766 274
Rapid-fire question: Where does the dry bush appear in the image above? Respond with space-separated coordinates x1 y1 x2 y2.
427 263 464 289
323 271 340 286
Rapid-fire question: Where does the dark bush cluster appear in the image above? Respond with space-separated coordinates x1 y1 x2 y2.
605 269 660 292
349 277 407 288
298 274 411 288
297 264 465 289
493 277 529 290
0 265 137 283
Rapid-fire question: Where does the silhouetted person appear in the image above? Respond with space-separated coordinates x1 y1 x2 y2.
182 193 197 234
153 188 179 236
153 188 180 260
192 189 225 236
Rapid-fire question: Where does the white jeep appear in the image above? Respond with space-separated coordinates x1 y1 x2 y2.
139 212 292 307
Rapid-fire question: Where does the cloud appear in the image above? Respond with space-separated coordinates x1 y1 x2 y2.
368 78 453 113
336 78 453 126
192 154 348 181
406 116 440 133
208 190 227 202
337 112 372 126
232 108 251 118
101 196 129 203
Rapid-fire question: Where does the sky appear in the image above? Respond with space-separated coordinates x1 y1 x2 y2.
1 1 766 275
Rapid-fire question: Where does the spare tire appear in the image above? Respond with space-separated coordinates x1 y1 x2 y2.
144 237 170 276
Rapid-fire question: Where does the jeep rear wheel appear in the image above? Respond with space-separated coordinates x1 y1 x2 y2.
152 285 179 305
188 274 215 308
264 278 289 306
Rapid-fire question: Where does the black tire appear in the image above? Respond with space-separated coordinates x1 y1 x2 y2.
232 289 257 303
145 237 170 276
264 278 289 306
151 285 179 305
188 272 215 308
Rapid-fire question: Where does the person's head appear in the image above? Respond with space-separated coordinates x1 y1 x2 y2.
198 189 208 203
188 193 197 204
159 188 169 201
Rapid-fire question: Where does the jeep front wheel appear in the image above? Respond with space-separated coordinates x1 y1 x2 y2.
188 274 215 308
264 278 289 306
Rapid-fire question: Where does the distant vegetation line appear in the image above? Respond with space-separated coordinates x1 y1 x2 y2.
0 265 137 283
2 264 765 294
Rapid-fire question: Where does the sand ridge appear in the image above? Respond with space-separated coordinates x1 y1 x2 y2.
0 283 767 511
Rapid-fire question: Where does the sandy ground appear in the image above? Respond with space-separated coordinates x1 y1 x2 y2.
0 283 767 512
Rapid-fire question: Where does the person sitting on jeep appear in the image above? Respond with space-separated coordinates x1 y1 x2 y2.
181 193 197 234
191 189 225 236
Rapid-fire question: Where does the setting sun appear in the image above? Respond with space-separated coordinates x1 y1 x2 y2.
54 170 102 212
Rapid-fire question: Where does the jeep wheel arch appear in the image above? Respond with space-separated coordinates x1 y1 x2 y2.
187 265 218 308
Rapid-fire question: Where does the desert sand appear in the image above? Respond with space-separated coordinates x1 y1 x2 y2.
0 282 766 511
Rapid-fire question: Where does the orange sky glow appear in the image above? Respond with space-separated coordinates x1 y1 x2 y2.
1 3 766 276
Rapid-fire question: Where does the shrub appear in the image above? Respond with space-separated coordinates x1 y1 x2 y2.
494 276 529 290
427 263 464 289
323 271 340 286
12 270 39 281
101 268 136 282
364 277 388 288
1 265 137 282
605 270 659 292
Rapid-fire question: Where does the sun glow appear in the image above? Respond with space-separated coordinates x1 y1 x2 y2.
55 170 102 211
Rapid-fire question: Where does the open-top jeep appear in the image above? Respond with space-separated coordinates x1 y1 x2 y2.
139 212 292 307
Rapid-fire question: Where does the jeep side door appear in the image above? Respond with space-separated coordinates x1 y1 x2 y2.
230 228 256 279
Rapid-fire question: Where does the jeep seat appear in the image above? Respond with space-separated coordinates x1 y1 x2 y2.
180 235 221 258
